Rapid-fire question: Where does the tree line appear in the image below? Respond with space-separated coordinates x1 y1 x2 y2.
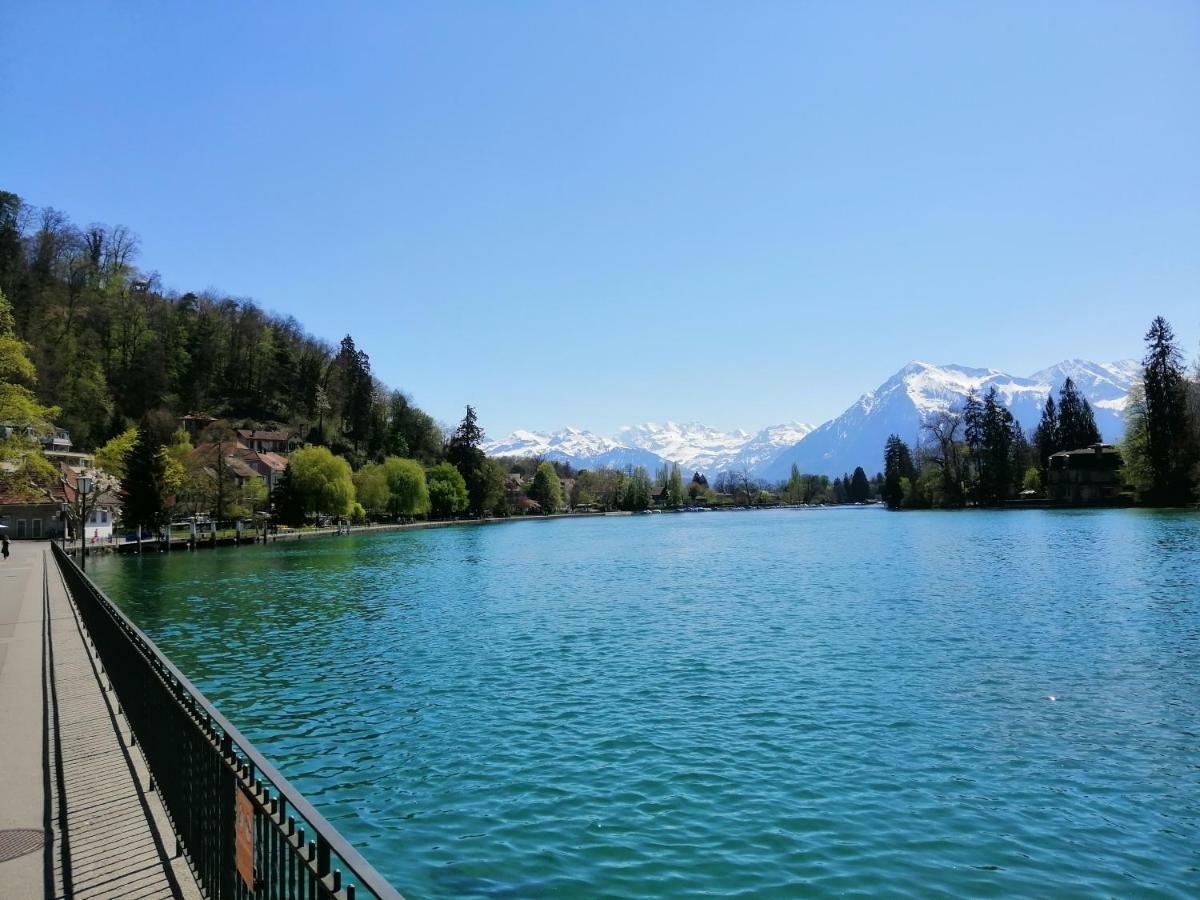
0 189 443 466
881 315 1200 509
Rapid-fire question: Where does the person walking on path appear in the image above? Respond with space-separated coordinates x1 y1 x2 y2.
2 534 10 560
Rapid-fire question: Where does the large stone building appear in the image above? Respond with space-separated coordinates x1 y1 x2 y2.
1046 443 1124 504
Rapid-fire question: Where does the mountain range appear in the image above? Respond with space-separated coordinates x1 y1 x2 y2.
483 359 1140 480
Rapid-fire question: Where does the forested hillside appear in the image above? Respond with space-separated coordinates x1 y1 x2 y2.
0 189 442 464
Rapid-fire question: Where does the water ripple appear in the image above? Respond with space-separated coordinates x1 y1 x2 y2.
89 509 1200 898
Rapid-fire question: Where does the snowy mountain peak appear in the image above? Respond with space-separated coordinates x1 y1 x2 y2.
487 358 1139 482
760 357 1140 481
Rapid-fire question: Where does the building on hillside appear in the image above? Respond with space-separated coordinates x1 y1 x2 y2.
235 429 301 454
233 448 288 492
178 413 217 437
504 474 528 509
45 450 94 469
1 423 72 453
558 478 575 511
61 464 121 542
192 442 268 489
0 481 67 539
1046 443 1124 504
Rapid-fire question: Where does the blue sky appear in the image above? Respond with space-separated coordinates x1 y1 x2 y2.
2 2 1197 437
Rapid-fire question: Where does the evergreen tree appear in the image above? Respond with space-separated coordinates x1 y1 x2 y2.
962 389 985 496
1056 377 1101 451
446 405 495 516
121 422 169 539
333 335 375 453
1033 396 1058 477
849 466 871 502
272 463 306 526
1136 316 1197 504
977 387 1016 505
882 434 915 509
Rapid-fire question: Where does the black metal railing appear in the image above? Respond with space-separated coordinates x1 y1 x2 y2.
50 543 405 900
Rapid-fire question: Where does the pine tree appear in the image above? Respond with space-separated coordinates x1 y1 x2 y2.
446 405 496 516
1138 316 1197 504
849 466 871 503
272 463 306 526
977 387 1015 505
1033 396 1058 477
1056 377 1101 451
882 434 915 509
121 423 169 542
528 460 563 513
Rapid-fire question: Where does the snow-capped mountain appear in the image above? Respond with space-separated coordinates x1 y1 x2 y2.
485 359 1138 482
758 359 1139 480
483 421 815 476
482 427 667 471
729 422 817 471
617 422 751 474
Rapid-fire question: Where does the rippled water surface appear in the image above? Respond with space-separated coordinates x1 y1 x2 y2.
88 510 1200 897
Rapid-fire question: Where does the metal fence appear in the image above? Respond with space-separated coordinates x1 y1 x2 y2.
50 543 405 900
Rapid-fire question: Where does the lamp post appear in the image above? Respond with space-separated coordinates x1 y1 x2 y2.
77 473 93 572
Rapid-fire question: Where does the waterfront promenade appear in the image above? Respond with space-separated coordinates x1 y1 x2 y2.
0 541 199 899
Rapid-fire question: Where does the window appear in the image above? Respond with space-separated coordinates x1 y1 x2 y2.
16 520 27 538
32 519 42 538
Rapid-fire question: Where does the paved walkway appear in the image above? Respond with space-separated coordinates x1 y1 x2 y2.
0 541 200 899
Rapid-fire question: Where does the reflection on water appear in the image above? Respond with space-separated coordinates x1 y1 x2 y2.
89 509 1200 898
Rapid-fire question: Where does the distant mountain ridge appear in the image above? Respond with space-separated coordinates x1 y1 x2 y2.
484 421 815 476
758 359 1138 480
484 358 1139 479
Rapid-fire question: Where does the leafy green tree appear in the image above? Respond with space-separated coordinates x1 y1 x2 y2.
94 426 139 479
572 470 600 507
383 456 430 517
427 462 469 517
1022 467 1042 493
0 287 59 470
353 462 389 514
289 446 355 518
1120 385 1156 500
478 456 507 516
621 466 653 511
528 460 563 514
666 463 685 507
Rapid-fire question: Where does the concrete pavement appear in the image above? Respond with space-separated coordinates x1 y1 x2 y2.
0 541 200 899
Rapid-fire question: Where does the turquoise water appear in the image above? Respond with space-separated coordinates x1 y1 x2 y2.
88 510 1200 898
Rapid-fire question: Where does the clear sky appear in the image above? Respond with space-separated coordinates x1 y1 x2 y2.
2 2 1197 437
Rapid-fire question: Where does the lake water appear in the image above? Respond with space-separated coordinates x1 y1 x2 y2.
87 509 1200 898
